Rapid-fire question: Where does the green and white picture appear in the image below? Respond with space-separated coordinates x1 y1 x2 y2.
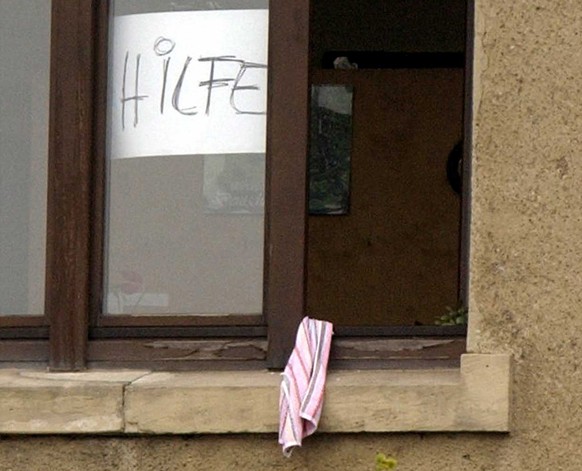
309 85 353 215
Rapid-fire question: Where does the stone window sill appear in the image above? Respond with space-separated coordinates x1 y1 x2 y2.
0 353 510 434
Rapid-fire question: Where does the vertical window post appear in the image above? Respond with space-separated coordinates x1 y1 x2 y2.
265 0 311 368
47 0 97 371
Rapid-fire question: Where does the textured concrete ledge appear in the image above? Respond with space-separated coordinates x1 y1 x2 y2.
320 353 511 432
0 370 149 433
124 370 281 433
0 354 510 434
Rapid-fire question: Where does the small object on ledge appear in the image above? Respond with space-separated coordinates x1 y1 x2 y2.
333 56 358 69
322 51 465 69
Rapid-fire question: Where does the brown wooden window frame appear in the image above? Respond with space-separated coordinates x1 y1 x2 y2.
0 0 472 372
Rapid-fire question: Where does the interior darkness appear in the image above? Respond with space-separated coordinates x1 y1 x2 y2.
306 0 467 327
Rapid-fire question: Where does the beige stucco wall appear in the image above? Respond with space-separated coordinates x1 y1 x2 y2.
1 0 582 469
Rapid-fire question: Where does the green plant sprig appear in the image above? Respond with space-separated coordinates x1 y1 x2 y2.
375 453 398 470
435 305 468 326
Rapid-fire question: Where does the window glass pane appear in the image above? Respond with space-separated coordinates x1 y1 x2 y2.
0 0 50 315
105 0 268 315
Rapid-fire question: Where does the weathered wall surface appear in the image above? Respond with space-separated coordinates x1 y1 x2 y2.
1 0 581 469
465 0 582 468
0 434 509 470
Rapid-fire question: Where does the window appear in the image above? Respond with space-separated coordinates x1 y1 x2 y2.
0 0 471 371
305 0 470 369
0 0 49 318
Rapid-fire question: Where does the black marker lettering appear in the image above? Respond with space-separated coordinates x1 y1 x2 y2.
153 37 175 56
199 56 240 115
154 37 175 114
230 61 267 115
160 57 170 114
120 52 149 129
172 56 198 115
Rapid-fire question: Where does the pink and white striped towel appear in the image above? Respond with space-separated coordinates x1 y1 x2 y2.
279 316 334 457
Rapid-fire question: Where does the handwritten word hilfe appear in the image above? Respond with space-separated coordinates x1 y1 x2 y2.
121 48 267 129
108 10 269 159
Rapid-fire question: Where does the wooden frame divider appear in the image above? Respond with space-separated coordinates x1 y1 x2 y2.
46 0 97 371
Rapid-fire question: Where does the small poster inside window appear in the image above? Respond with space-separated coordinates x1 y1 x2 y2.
309 85 354 215
203 154 264 214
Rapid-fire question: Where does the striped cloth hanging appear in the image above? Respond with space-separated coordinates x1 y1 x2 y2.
279 316 334 457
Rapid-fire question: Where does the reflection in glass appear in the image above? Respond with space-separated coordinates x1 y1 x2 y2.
0 1 51 315
104 0 268 315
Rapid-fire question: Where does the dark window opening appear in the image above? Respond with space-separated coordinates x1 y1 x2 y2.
307 0 470 336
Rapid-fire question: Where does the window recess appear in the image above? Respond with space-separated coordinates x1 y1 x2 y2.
306 0 471 368
0 0 472 371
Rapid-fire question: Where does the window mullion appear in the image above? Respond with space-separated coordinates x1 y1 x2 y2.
264 0 311 369
46 0 97 371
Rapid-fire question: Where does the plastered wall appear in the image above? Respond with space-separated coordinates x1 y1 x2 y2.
2 0 582 469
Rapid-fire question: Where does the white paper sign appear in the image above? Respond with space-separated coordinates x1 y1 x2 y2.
108 10 269 159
